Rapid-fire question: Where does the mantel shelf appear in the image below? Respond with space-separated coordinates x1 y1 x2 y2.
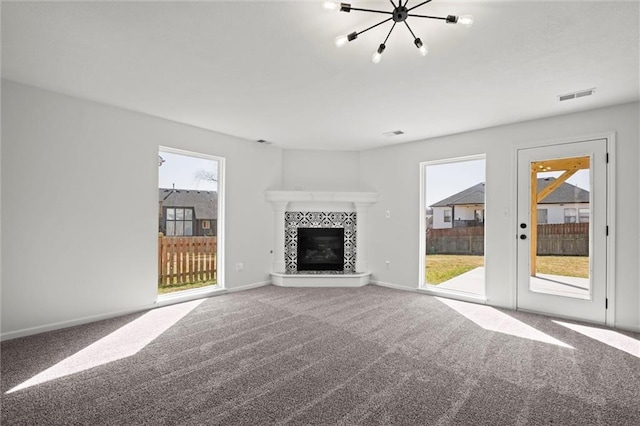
265 190 378 204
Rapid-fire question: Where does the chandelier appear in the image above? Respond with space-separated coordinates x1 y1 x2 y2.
324 1 473 63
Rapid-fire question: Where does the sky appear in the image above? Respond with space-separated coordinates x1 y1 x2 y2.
425 158 590 208
158 151 218 191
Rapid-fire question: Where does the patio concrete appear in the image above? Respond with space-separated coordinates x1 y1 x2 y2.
432 267 590 300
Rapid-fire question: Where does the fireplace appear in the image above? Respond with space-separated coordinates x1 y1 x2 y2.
297 228 345 272
265 190 378 287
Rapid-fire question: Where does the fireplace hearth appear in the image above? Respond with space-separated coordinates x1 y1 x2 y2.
265 190 378 287
297 228 345 272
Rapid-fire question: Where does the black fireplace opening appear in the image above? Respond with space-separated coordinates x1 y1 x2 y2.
297 228 345 272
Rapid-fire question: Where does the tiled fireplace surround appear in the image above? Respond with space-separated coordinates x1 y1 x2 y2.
265 191 378 287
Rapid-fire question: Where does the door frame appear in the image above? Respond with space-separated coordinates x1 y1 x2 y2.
512 132 616 326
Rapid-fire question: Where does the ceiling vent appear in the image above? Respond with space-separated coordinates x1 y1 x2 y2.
558 88 596 102
383 130 405 137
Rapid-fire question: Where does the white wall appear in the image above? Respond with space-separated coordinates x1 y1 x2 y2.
282 149 361 191
541 203 588 224
1 80 282 339
361 102 640 331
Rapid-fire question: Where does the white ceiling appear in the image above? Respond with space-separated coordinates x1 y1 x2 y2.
2 1 638 151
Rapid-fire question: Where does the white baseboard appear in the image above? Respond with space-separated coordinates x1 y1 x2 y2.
614 322 640 333
1 281 272 342
371 280 418 292
226 281 271 293
1 303 153 342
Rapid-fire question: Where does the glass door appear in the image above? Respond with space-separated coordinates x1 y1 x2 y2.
516 139 608 323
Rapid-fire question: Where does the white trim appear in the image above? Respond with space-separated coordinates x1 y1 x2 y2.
158 146 226 290
2 281 271 341
0 303 154 342
605 133 616 327
372 280 418 292
418 154 487 292
226 281 271 293
156 285 226 307
514 133 616 326
418 286 487 304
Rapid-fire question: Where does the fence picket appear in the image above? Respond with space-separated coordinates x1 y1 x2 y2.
158 236 217 287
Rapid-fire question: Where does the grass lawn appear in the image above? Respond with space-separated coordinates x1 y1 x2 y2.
158 280 217 294
425 255 484 285
425 254 589 284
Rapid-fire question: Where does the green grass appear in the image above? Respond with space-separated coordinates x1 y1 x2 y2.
536 256 589 278
158 280 217 295
425 255 484 284
425 254 589 285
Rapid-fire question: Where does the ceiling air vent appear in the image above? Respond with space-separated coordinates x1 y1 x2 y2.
558 88 595 102
383 130 405 137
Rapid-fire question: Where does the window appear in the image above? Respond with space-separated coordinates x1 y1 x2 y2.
165 207 194 236
579 208 590 223
444 209 452 223
422 155 486 298
537 209 548 224
564 208 577 223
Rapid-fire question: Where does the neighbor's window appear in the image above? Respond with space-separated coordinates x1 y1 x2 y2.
444 209 452 223
537 209 548 224
579 208 589 223
564 208 577 223
474 209 484 222
166 207 194 236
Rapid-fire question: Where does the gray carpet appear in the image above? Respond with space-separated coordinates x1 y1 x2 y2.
2 285 639 425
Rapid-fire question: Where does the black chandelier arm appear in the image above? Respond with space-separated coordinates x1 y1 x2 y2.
389 0 398 9
406 0 433 13
355 16 394 37
383 22 397 45
348 6 393 16
403 20 418 40
407 14 447 21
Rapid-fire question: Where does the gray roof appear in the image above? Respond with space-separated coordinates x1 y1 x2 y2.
431 182 486 207
430 178 588 207
159 188 218 219
537 178 590 204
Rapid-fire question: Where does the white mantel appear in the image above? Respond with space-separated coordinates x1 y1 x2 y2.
265 190 378 286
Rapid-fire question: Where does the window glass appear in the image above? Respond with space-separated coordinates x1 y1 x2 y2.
176 209 184 220
166 221 175 235
537 209 548 224
579 208 589 223
564 208 577 223
166 208 175 220
444 209 452 223
185 209 193 220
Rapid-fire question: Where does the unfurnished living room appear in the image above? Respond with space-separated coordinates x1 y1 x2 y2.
1 1 639 425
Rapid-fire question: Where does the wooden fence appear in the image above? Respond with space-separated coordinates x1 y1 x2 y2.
426 223 588 256
158 236 217 286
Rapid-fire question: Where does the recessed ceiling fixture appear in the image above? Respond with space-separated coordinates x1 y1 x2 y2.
257 139 272 144
558 88 596 102
324 0 473 64
383 130 405 137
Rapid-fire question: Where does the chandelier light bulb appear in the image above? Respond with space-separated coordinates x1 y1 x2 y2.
335 34 348 48
323 1 339 11
414 38 428 56
372 44 385 64
457 15 474 28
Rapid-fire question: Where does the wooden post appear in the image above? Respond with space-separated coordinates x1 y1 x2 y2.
530 169 538 276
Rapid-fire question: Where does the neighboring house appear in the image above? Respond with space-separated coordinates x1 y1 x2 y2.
159 188 218 236
431 179 589 229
